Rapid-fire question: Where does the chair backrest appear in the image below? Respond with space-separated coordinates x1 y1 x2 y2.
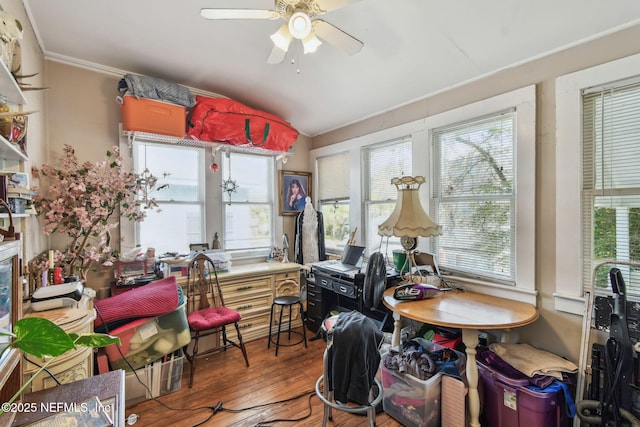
362 252 386 311
185 253 225 313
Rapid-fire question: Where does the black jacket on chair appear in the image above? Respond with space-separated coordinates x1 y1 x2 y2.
328 311 383 405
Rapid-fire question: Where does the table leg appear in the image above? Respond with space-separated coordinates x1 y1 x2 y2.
462 328 481 427
391 311 401 347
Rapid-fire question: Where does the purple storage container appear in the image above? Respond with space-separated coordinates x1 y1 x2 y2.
478 361 569 427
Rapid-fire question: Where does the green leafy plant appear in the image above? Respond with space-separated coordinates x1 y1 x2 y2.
0 317 120 417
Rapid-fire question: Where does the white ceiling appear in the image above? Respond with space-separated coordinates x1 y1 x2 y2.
22 0 640 137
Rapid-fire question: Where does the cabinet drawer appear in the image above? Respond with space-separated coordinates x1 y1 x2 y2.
26 347 93 392
226 311 271 343
220 276 272 301
315 275 334 291
227 292 273 317
275 270 300 282
307 287 322 302
332 280 356 298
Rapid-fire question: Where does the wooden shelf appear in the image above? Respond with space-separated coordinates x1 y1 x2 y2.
0 60 26 105
0 135 27 162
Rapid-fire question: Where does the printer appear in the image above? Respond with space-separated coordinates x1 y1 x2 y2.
31 281 84 312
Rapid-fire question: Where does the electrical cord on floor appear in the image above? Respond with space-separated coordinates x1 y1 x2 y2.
94 301 318 426
192 389 316 427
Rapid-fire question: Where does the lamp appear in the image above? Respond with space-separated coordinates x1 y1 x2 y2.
378 176 442 281
301 32 322 54
288 11 312 40
270 23 293 52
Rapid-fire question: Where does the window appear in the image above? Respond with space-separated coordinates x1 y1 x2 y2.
134 142 204 254
556 53 640 314
424 86 535 301
431 112 516 283
317 152 351 252
309 85 535 303
582 81 640 295
362 137 412 257
222 152 273 251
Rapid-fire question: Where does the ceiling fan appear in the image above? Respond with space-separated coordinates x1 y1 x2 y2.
200 0 364 64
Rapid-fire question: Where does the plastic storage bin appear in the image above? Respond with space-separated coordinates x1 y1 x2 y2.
478 360 571 427
380 342 466 427
125 349 184 406
120 94 187 137
104 301 191 371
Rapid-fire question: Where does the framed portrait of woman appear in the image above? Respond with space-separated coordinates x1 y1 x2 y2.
279 170 312 216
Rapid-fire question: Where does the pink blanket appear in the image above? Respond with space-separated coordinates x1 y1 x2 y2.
94 276 180 328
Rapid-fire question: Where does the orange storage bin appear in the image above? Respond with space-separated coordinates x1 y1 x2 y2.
120 95 187 137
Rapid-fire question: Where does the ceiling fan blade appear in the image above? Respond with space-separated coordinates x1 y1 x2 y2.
312 20 363 55
315 0 363 13
200 8 279 20
267 45 288 64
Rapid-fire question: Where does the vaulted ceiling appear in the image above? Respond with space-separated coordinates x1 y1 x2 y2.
23 0 640 137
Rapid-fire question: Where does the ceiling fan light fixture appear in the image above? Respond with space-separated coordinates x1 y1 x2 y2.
302 31 322 54
270 23 293 51
288 11 312 40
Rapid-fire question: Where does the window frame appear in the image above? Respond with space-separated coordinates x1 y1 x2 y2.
430 110 517 285
556 52 640 315
362 137 412 257
221 151 275 256
119 138 276 261
310 85 536 304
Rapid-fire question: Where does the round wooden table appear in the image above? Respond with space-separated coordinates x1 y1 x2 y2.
383 287 539 427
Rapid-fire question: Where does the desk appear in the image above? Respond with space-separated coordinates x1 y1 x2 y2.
383 287 538 427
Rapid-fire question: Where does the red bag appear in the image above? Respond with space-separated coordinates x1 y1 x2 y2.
187 96 299 152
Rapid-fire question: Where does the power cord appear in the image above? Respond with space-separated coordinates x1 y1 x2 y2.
94 300 318 426
22 355 62 386
192 389 316 427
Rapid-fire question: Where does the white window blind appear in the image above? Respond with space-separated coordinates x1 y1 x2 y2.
432 111 516 283
134 142 204 254
583 80 640 295
318 152 350 201
222 152 273 251
317 152 351 252
363 137 412 256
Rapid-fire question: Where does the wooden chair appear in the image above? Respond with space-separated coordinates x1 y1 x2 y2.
182 253 249 388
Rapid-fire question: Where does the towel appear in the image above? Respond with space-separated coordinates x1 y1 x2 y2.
488 343 578 380
120 73 195 107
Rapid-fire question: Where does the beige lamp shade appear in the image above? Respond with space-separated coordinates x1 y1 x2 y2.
378 176 442 238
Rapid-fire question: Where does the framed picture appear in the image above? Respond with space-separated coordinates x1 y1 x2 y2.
279 170 311 216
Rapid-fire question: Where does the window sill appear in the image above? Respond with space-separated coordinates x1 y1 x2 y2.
442 274 538 306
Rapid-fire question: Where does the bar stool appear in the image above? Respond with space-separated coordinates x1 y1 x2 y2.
268 294 307 356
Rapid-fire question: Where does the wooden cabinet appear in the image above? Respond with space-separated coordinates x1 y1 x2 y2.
22 295 96 392
179 262 301 344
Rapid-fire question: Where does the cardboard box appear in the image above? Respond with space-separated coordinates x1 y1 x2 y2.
121 95 187 137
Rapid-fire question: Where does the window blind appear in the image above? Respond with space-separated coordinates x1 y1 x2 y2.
582 80 640 295
317 152 351 252
432 111 516 283
362 137 412 254
317 152 350 201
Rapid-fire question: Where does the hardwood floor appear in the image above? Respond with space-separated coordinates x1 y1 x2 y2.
126 328 404 426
